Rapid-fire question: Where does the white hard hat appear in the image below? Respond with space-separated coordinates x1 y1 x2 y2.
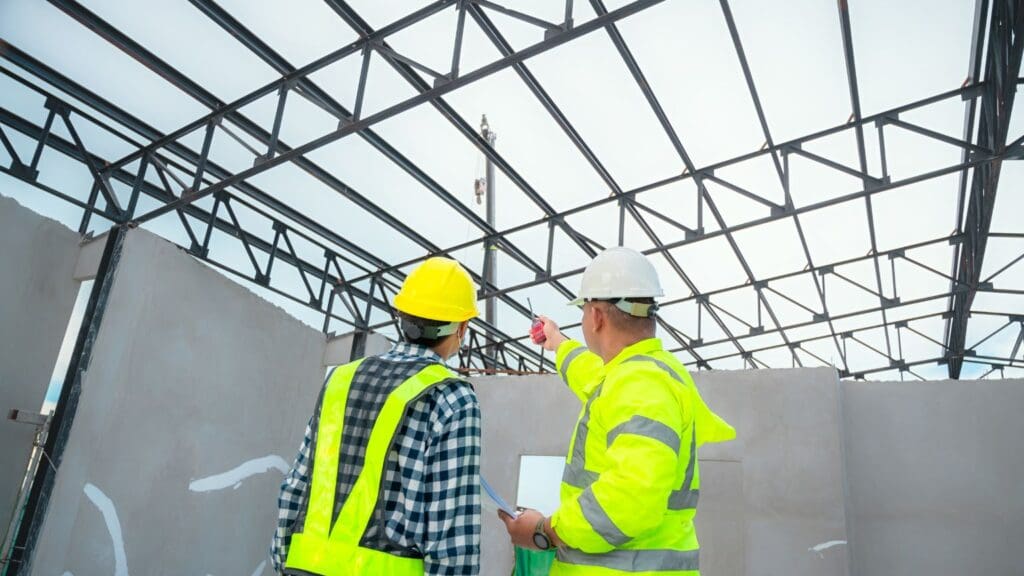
569 247 664 311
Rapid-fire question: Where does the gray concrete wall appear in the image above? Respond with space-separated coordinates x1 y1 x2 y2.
30 228 327 576
473 366 850 576
0 194 81 550
841 378 1024 576
697 367 851 576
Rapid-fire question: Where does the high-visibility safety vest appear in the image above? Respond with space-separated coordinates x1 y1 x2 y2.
550 338 735 576
285 358 456 576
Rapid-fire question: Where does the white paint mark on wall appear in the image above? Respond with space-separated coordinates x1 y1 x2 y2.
188 455 289 492
808 539 847 558
83 482 129 576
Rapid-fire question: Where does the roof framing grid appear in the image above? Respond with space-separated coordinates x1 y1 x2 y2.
0 0 1021 379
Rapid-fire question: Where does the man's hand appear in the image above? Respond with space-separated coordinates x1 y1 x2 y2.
499 508 545 549
535 316 568 352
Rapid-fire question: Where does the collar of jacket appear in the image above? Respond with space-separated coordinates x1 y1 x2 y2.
604 337 663 371
386 341 445 364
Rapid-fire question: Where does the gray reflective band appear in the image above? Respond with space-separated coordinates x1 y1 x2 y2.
607 415 680 454
681 423 697 497
562 465 598 488
579 487 631 546
562 382 603 488
669 489 700 510
560 346 588 384
558 547 699 571
624 355 686 386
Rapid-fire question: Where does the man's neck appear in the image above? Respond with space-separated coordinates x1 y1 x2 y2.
431 340 455 361
598 333 653 363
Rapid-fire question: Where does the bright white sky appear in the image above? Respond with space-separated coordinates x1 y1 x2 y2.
1 0 1022 384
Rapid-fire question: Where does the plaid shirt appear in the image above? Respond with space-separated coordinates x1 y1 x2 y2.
271 343 481 575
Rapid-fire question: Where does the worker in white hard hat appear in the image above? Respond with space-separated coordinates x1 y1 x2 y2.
500 246 735 576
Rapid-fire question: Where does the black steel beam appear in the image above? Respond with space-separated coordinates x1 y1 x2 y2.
945 0 990 339
946 0 1024 377
836 0 896 361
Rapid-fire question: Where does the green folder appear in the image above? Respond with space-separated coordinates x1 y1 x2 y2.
513 547 557 576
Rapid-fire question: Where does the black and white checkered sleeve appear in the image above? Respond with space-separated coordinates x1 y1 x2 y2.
270 415 314 573
421 381 482 576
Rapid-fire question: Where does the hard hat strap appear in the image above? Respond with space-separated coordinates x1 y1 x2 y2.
401 318 461 340
611 298 659 318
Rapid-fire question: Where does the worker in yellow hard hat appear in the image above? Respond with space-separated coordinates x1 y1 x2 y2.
500 247 735 575
273 256 483 575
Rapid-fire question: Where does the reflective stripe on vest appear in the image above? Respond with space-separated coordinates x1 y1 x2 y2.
560 346 588 384
561 355 699 511
285 360 454 576
558 547 700 572
578 486 631 547
561 381 602 489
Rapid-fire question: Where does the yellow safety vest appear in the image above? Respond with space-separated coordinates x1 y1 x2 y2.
550 338 735 576
285 359 455 576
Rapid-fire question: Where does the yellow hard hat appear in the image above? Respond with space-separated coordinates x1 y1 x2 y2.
393 257 479 322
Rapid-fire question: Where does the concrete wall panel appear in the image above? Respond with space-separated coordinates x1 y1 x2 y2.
0 194 81 549
697 367 850 576
842 378 1024 576
30 228 327 576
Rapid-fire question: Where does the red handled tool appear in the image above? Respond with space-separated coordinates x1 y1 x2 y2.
528 298 547 345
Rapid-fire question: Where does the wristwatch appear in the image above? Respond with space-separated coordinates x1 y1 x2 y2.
532 518 552 550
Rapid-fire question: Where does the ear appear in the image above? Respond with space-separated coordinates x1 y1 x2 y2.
458 321 469 339
591 304 606 333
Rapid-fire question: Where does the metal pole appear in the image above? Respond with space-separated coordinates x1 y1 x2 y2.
480 115 498 366
481 115 497 328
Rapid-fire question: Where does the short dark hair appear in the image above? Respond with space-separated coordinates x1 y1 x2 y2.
597 298 657 336
398 311 455 348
